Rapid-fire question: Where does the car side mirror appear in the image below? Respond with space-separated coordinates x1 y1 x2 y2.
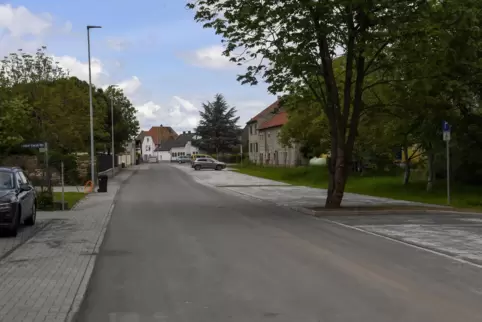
19 183 31 192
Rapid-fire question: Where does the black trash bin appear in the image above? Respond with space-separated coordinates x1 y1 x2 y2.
98 174 108 193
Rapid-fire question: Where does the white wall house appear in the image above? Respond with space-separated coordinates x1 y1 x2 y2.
141 136 156 161
155 149 171 161
155 131 201 162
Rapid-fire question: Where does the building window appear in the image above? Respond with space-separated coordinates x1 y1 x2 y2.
255 143 258 152
250 125 253 135
267 132 270 138
147 137 149 142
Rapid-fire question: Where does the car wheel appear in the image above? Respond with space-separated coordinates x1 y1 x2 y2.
25 203 36 226
215 165 222 171
8 207 21 237
194 165 201 171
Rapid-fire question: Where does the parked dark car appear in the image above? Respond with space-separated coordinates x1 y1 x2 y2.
0 167 37 236
191 158 226 171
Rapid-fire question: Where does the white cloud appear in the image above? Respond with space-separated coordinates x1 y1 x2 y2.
0 4 52 37
172 96 198 112
136 98 200 132
54 55 108 84
183 44 268 71
181 45 235 70
117 76 142 96
0 4 54 56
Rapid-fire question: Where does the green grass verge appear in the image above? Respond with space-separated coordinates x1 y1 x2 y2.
53 192 85 210
233 164 482 211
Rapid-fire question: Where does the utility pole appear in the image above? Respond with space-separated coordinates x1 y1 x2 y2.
110 85 118 177
443 121 451 205
87 25 102 187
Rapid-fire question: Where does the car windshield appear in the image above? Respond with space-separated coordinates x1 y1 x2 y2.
0 172 14 190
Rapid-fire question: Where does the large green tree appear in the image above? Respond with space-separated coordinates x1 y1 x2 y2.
104 86 140 153
0 46 140 155
187 0 432 207
194 94 241 157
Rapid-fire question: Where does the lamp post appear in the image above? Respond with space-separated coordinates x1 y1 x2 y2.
110 85 118 177
87 25 102 188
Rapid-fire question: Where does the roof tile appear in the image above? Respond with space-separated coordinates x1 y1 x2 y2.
258 111 288 130
145 126 178 145
247 100 280 123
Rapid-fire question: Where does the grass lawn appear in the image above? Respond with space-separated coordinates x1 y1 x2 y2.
233 164 482 211
53 192 85 210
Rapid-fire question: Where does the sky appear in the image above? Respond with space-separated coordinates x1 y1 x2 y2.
0 0 276 133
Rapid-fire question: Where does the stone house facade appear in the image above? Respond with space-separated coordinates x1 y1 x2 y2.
247 101 303 166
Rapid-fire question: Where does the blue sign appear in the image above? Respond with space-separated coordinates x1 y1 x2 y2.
443 121 450 132
21 142 46 149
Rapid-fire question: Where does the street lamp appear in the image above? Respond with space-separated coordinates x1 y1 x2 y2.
87 25 101 188
110 85 119 177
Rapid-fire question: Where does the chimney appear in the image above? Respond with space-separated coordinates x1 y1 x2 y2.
188 131 191 134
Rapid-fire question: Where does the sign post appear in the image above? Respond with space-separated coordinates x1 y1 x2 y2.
61 161 65 211
443 121 451 205
21 142 49 192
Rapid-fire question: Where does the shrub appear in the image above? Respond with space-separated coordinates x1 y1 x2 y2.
37 190 54 210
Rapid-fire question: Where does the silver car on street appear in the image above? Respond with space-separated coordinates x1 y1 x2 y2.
191 157 226 171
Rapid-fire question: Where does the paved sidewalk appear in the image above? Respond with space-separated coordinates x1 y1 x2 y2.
326 214 482 266
171 164 435 208
0 167 137 322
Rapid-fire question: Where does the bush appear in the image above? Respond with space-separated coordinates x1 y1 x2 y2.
215 154 243 163
37 190 54 210
48 151 81 185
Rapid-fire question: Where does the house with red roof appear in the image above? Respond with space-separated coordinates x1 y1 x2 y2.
246 101 303 166
137 125 178 161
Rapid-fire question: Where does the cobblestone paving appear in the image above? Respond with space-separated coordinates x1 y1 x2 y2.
171 164 431 208
0 221 51 260
172 163 289 187
325 214 482 266
0 168 136 322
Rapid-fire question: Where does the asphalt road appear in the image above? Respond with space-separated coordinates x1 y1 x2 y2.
76 163 482 322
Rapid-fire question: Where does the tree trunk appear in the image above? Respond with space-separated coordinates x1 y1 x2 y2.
325 143 348 208
402 144 411 185
426 150 434 191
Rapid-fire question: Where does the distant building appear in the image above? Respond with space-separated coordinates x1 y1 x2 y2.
155 131 202 162
247 101 303 166
136 125 178 162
